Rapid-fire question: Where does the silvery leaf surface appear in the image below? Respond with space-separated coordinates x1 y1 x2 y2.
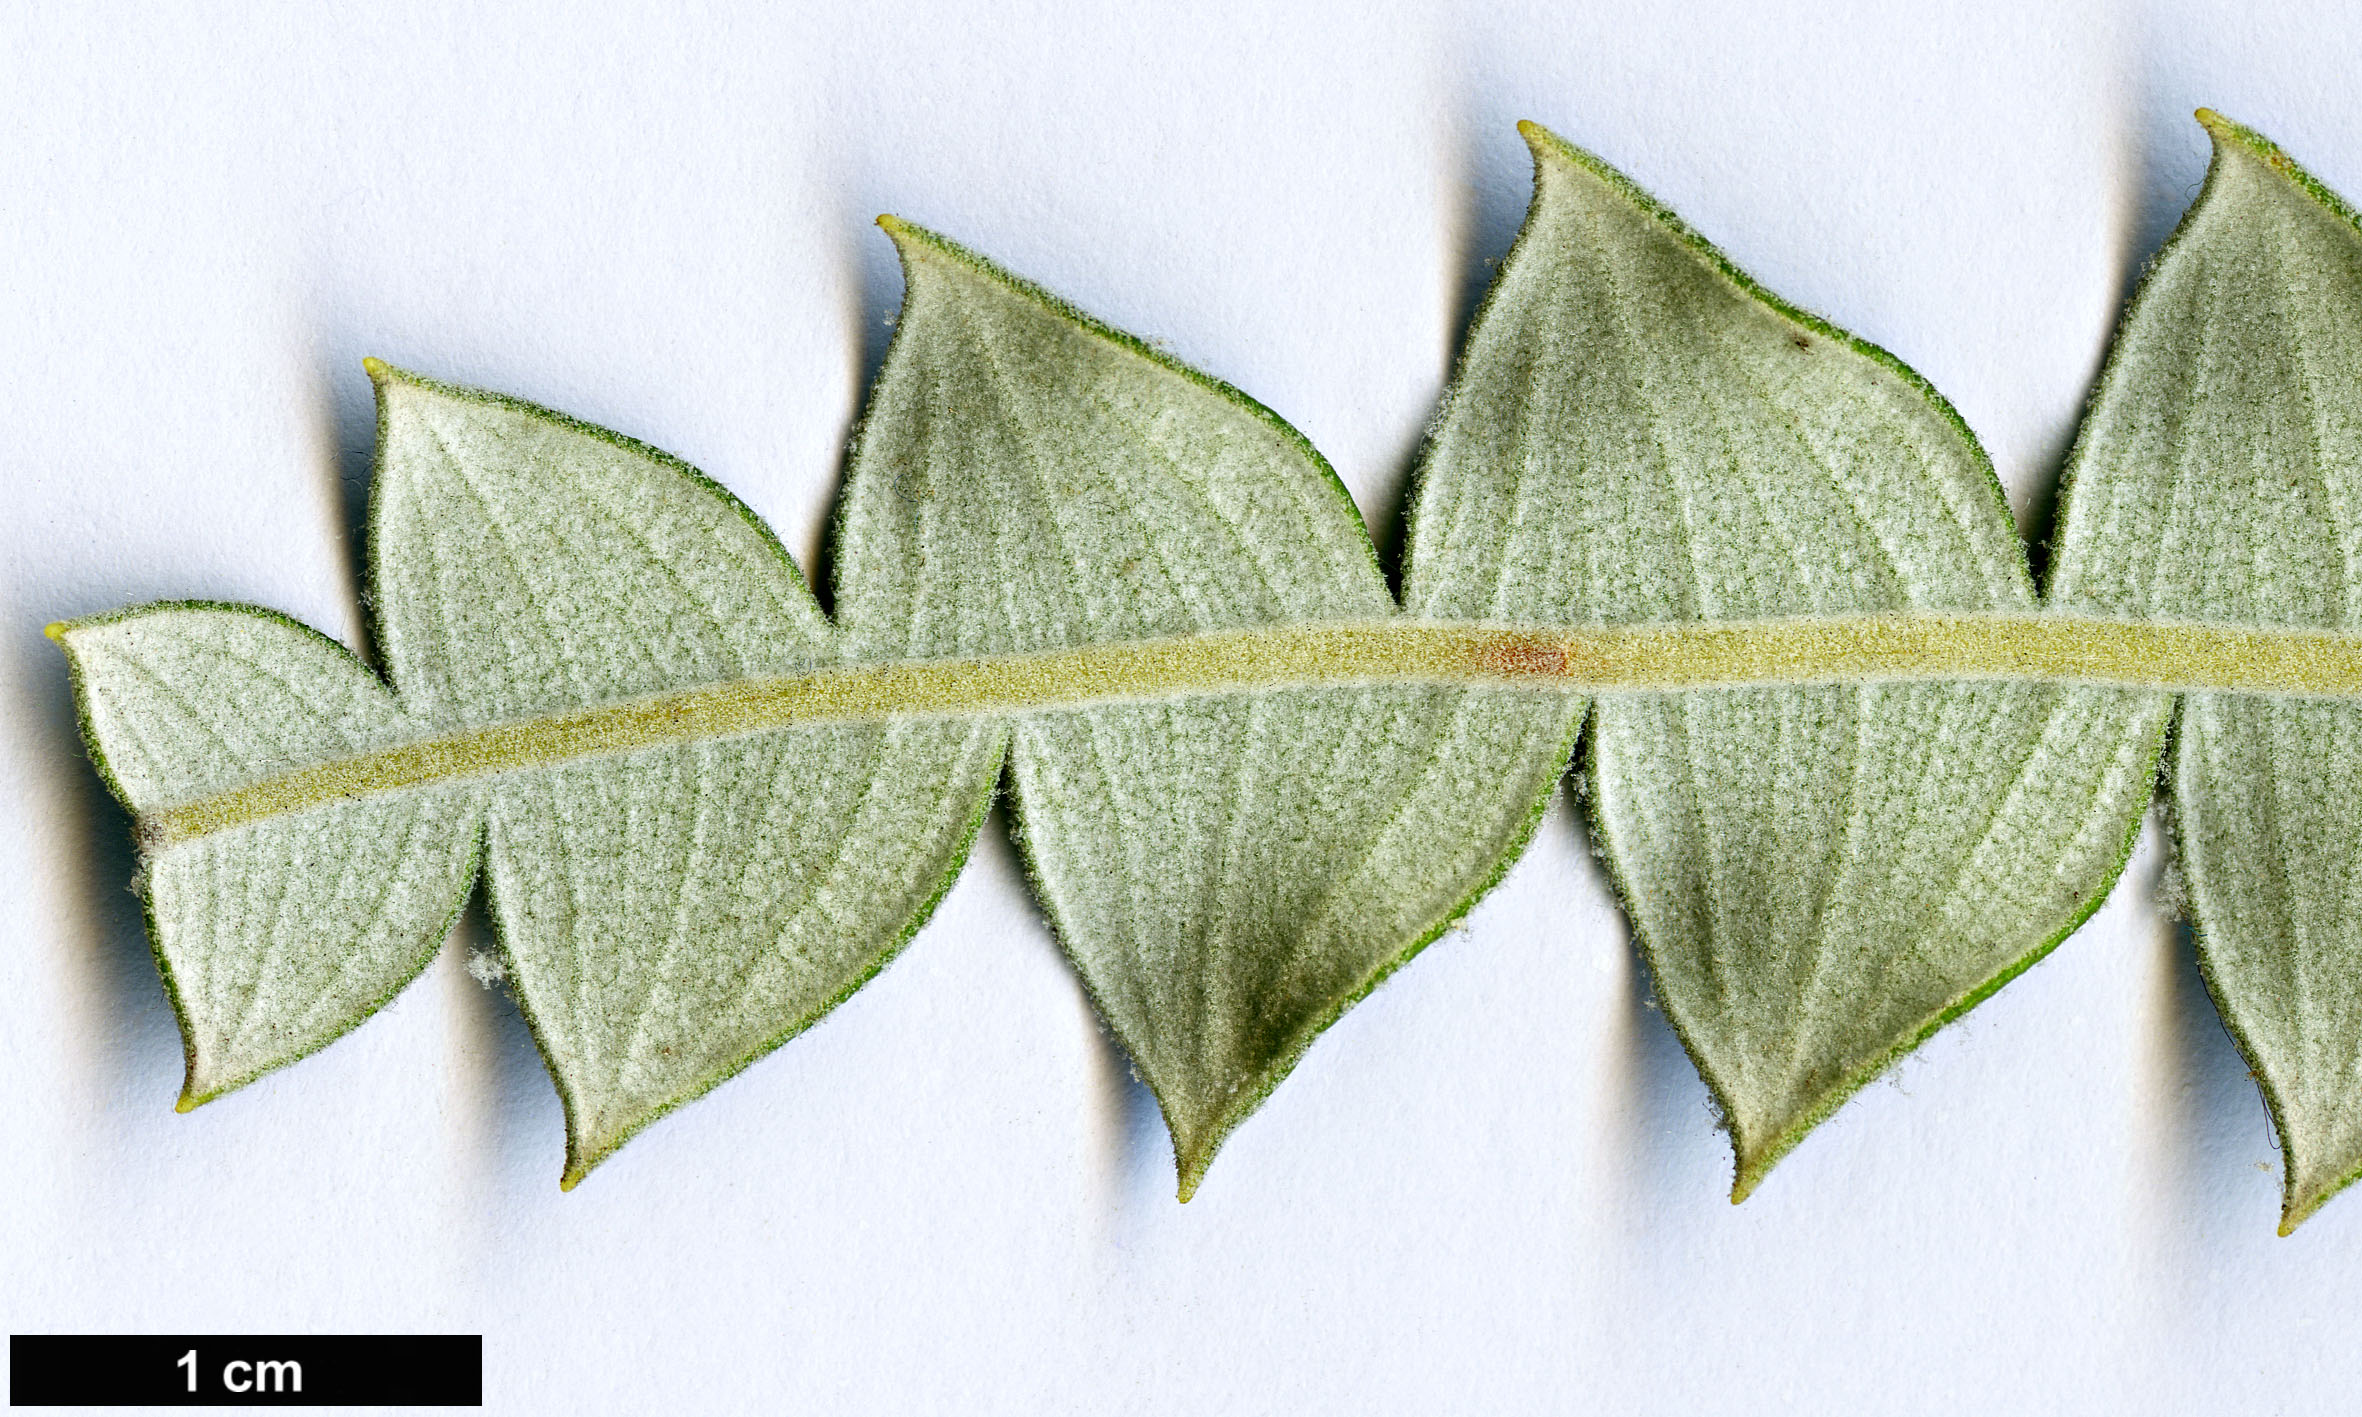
370 369 1002 1184
1406 122 2166 1196
62 369 1003 1186
2051 111 2362 1232
56 604 482 1106
836 220 1580 1196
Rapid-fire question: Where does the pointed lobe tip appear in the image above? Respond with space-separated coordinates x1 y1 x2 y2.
43 621 66 644
362 356 391 381
2193 108 2248 148
876 214 933 256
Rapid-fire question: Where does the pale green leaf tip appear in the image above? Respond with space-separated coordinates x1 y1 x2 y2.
2191 107 2268 153
2280 1176 2354 1236
2192 107 2282 167
2279 1193 2314 1238
2193 107 2263 157
1728 1121 1808 1204
1516 117 1568 162
1172 1115 1244 1203
561 1136 612 1191
176 1073 231 1112
363 356 431 394
1730 1151 1776 1204
875 213 952 266
876 213 933 253
42 621 66 645
1175 1143 1210 1204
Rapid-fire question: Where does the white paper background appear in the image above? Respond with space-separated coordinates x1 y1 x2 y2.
4 3 2359 1411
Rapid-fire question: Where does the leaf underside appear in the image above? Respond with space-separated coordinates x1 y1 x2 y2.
2054 111 2362 1233
62 607 483 1108
51 112 2362 1229
838 222 1579 1195
65 373 1002 1187
1410 123 2165 1196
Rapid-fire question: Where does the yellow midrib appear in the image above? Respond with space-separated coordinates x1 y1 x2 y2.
145 612 2362 846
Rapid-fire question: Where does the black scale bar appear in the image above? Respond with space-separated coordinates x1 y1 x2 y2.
9 1335 481 1407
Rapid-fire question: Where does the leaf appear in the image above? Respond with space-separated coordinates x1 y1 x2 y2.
54 604 483 1108
836 218 1581 1197
58 367 1002 1185
2051 110 2362 1233
1407 121 2168 1196
64 116 2362 1222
